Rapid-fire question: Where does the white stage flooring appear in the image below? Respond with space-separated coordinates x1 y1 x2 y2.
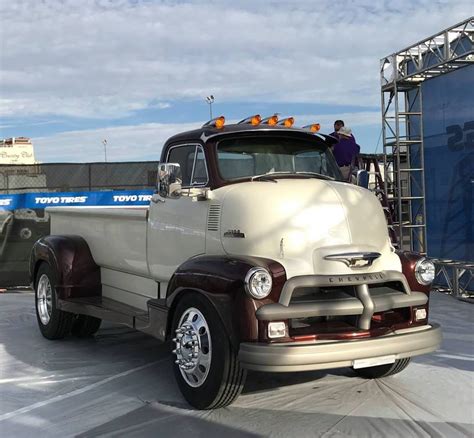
0 291 472 437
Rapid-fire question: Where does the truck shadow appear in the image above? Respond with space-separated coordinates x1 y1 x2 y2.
242 368 350 395
75 402 471 438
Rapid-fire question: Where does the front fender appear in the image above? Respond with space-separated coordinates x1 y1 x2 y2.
30 235 101 299
166 255 286 348
396 251 430 295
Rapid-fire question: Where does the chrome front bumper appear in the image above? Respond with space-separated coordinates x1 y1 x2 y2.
238 324 442 372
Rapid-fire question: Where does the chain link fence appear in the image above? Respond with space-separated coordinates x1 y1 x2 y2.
0 162 158 287
0 162 158 194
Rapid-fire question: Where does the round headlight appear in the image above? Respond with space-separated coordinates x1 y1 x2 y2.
415 258 435 285
245 267 272 299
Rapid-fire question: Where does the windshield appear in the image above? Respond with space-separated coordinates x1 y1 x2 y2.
217 136 341 181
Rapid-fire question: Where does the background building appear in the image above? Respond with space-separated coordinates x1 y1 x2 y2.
0 137 37 165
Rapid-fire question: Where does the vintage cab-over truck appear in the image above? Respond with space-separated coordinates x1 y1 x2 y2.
30 116 441 409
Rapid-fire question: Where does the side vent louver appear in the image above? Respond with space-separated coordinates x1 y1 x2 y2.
207 204 221 232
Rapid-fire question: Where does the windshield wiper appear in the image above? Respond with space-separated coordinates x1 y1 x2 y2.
295 171 333 181
251 171 332 182
251 174 280 183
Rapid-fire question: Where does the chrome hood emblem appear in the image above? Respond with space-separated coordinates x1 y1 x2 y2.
324 252 381 268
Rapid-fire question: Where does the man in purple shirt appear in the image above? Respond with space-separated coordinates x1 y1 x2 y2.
332 126 360 181
330 119 356 141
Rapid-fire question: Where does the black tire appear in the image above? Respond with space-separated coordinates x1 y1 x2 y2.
353 358 411 378
171 293 247 409
35 262 75 340
71 315 102 337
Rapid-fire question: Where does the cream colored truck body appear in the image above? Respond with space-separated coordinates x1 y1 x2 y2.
36 125 441 410
49 179 400 310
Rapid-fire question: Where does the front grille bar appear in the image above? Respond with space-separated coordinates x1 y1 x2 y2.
255 270 427 330
278 270 411 306
356 284 375 330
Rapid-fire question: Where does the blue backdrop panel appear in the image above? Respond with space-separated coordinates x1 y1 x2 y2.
422 64 474 261
0 190 154 287
0 190 154 211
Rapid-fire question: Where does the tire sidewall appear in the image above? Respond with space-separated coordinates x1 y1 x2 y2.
34 263 66 338
171 293 230 409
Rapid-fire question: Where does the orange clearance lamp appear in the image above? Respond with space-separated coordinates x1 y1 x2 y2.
277 117 295 128
202 116 225 129
302 123 321 132
261 114 279 126
238 115 262 125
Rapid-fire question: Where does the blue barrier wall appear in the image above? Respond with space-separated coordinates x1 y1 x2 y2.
0 190 154 287
422 64 474 261
0 190 154 210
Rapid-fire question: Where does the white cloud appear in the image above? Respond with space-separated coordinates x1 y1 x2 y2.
1 0 472 119
33 110 380 162
33 122 198 162
296 111 380 128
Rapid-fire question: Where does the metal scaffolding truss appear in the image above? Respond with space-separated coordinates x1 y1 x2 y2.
381 17 474 87
432 259 474 301
380 17 474 255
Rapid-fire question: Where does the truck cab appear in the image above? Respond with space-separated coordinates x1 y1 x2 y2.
30 116 441 409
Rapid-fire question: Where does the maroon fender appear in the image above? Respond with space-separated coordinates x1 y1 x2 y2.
166 255 286 348
396 250 431 295
397 250 431 323
30 235 101 300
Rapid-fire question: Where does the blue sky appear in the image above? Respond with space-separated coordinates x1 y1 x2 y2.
0 0 472 162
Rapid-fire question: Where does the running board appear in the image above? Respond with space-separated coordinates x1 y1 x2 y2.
58 296 169 341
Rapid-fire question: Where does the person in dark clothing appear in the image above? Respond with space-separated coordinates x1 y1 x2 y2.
330 120 345 138
330 119 356 141
332 126 360 181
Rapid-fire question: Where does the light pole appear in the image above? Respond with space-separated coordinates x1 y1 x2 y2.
102 139 107 162
102 139 108 187
205 95 214 119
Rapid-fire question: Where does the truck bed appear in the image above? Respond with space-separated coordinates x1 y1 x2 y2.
47 206 149 276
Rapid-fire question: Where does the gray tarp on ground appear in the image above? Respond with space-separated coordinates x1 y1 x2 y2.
0 292 472 437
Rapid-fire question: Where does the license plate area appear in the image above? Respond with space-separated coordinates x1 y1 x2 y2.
353 355 396 369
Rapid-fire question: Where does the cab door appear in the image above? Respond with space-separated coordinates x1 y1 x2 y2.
147 144 209 287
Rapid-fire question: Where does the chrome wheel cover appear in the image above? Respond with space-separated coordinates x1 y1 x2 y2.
37 274 53 325
173 307 212 388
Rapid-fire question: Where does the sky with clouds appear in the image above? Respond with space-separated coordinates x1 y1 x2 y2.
0 0 472 162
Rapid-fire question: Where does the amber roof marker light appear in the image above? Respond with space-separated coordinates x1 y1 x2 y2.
238 115 262 126
261 114 279 126
302 123 321 132
277 117 295 128
202 116 226 129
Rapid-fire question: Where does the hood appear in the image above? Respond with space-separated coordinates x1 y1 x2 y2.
218 179 400 278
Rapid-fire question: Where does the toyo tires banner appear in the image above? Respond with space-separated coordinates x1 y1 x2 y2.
0 190 154 211
0 189 153 286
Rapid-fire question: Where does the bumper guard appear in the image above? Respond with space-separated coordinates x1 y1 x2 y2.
239 324 442 372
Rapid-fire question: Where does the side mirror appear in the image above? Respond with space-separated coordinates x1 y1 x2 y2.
356 169 369 189
158 163 182 199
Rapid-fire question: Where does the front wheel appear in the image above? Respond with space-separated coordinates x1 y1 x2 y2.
353 358 411 379
171 293 247 409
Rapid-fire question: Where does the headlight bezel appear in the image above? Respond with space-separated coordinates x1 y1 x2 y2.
245 267 273 299
414 258 436 286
